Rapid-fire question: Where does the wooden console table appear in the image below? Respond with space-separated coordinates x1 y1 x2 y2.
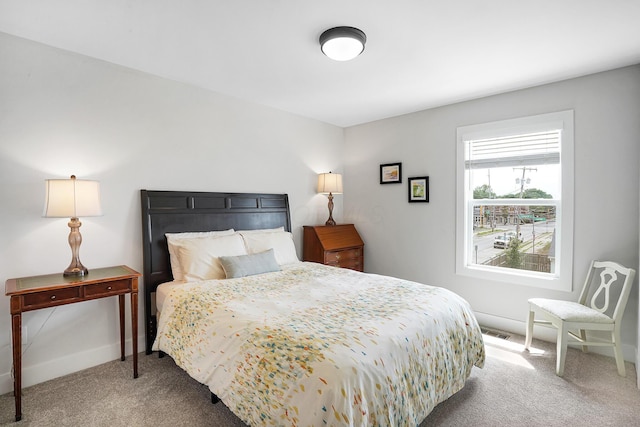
5 265 141 422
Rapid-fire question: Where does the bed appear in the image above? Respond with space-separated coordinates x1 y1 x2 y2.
141 190 485 426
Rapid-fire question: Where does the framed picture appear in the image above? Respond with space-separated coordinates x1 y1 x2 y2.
380 162 402 184
408 176 429 203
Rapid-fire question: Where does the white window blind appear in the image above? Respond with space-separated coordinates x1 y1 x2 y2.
465 130 561 170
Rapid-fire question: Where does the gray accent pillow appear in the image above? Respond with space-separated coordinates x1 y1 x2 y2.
219 249 281 279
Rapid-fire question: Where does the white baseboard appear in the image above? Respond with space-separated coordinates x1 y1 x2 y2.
0 372 12 396
0 335 144 396
475 311 636 363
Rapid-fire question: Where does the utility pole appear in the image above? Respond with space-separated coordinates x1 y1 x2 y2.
488 169 495 231
513 167 537 242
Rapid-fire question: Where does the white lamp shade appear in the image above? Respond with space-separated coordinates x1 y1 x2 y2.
317 173 343 194
43 177 102 218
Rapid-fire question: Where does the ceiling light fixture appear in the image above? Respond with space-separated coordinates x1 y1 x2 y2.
319 26 366 61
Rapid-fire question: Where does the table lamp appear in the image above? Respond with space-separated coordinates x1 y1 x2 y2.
43 175 102 276
317 172 343 226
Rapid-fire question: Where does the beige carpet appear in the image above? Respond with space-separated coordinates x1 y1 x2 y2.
1 333 638 426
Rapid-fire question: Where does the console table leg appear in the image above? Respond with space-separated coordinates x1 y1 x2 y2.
119 294 125 361
131 290 138 379
11 310 22 422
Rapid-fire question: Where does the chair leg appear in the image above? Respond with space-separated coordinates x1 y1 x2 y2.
579 329 588 353
556 325 568 376
524 308 535 350
612 330 626 377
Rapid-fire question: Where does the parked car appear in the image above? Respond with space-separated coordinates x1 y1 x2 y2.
493 232 518 249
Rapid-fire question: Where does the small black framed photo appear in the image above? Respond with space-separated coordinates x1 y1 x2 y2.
380 162 402 184
408 176 429 203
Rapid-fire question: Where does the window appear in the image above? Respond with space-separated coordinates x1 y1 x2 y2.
456 111 574 291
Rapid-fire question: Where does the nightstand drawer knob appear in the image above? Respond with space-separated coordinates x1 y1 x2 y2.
50 295 56 300
107 286 112 291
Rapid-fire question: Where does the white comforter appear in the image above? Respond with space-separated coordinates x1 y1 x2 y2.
154 262 485 426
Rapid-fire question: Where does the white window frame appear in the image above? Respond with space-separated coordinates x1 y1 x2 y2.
455 111 574 291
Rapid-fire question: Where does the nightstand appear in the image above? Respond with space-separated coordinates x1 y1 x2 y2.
5 265 141 422
303 224 364 271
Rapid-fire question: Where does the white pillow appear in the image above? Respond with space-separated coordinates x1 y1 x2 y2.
239 230 300 265
175 233 247 282
166 229 235 281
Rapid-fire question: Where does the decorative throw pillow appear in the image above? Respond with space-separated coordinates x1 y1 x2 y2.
219 249 281 279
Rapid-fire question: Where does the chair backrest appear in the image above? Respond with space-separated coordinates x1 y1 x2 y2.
578 260 636 323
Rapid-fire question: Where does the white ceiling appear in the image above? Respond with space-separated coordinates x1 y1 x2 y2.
2 1 640 127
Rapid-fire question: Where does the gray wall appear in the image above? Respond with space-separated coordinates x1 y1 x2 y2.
0 33 344 394
344 65 640 358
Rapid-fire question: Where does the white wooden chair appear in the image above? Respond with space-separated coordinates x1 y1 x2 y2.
524 260 636 376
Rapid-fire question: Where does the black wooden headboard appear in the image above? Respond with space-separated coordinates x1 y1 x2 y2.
140 190 292 354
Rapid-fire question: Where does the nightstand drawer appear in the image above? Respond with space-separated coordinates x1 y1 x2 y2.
330 258 363 271
23 287 82 309
85 279 131 297
325 248 362 264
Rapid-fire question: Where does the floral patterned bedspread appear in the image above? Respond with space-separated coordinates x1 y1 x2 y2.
153 262 485 426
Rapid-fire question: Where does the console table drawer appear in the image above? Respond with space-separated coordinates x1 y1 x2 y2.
23 287 82 309
85 279 131 297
